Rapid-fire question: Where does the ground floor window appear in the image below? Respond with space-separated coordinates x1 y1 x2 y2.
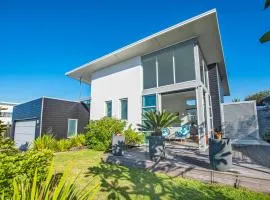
67 119 78 138
105 100 112 117
120 98 128 120
141 94 157 143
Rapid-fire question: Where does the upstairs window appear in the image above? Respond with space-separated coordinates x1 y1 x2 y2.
142 40 196 89
142 56 157 89
174 43 195 83
157 48 174 86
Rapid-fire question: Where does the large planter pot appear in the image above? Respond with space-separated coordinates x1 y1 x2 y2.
112 135 125 156
148 136 165 161
209 138 232 171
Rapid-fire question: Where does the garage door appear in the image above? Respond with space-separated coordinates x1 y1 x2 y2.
14 120 36 148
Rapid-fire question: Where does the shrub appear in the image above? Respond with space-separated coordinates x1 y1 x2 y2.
85 117 126 151
55 139 72 152
123 125 144 146
4 164 99 200
32 134 57 151
0 136 53 196
0 135 18 155
70 134 86 148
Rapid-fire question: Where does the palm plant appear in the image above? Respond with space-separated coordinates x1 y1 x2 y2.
260 0 270 43
137 111 180 136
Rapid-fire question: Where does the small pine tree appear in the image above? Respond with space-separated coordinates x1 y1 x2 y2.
0 107 7 136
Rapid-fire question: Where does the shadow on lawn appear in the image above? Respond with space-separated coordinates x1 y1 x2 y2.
85 159 233 200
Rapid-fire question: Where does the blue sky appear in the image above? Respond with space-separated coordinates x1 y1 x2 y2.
0 0 269 103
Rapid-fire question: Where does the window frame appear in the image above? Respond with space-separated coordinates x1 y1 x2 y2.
67 118 78 138
120 98 128 120
141 94 157 121
105 100 112 117
142 39 197 90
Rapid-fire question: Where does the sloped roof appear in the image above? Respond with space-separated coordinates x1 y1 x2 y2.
66 9 229 95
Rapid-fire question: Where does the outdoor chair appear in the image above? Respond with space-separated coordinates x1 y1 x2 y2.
175 124 191 140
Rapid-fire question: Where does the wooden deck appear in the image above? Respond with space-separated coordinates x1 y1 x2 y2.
104 144 270 193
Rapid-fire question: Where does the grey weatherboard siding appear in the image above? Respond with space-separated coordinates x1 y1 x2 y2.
42 98 89 139
12 97 90 140
208 63 223 131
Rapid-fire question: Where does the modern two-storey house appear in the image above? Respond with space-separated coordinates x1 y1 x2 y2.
66 9 230 149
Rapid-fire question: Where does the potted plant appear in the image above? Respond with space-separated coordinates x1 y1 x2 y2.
137 111 179 161
209 129 232 171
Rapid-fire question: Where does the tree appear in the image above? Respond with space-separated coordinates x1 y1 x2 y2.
232 98 241 102
137 111 180 136
244 90 270 106
0 107 7 136
260 0 270 43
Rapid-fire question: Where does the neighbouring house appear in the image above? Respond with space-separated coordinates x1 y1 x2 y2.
0 102 18 136
11 97 90 148
66 9 230 150
0 102 18 125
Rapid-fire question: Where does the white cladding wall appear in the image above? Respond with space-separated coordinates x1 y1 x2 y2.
90 57 142 128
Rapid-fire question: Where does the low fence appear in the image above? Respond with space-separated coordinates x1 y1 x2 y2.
179 167 270 193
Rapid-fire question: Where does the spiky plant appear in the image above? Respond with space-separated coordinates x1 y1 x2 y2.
137 111 180 136
70 134 86 148
32 135 57 151
56 139 72 152
2 164 99 200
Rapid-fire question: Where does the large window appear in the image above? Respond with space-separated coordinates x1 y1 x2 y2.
67 119 78 138
199 48 208 88
142 56 157 89
158 49 174 86
105 101 112 117
120 98 128 120
142 41 196 89
174 43 195 83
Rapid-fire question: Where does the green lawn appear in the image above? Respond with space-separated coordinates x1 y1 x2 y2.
54 149 270 200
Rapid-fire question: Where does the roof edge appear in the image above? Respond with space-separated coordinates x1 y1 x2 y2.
65 9 217 76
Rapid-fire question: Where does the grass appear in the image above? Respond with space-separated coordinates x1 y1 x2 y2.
54 149 270 200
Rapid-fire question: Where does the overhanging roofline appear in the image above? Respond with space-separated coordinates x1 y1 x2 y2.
65 9 230 95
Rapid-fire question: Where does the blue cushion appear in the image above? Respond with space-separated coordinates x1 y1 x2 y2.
162 128 170 137
175 124 191 138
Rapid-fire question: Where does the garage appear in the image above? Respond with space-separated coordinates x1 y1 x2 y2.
14 120 36 148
